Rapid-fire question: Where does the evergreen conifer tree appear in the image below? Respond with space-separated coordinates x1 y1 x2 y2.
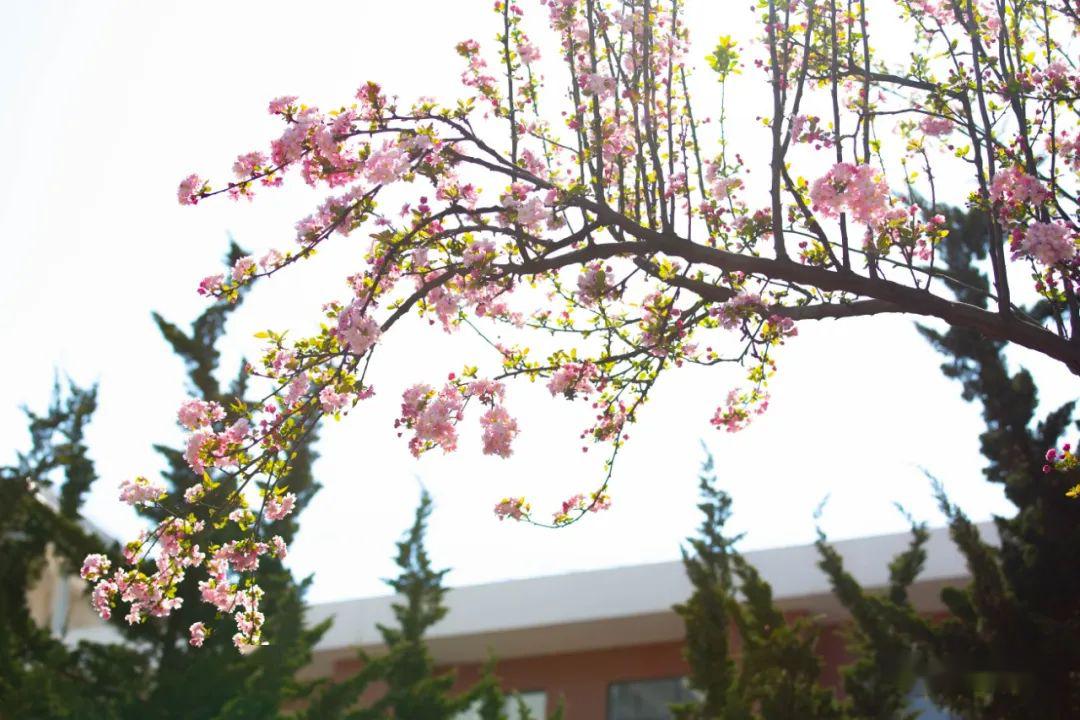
673 452 845 720
815 206 1080 718
0 381 148 719
1 243 329 719
299 489 561 720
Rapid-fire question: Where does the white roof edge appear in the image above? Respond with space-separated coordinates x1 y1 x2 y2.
310 521 996 653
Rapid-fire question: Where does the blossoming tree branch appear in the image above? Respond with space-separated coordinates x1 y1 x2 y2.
82 0 1080 651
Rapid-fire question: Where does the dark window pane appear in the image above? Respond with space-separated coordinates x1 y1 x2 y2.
608 677 697 720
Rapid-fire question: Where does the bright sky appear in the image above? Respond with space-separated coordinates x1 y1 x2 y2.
2 0 1076 605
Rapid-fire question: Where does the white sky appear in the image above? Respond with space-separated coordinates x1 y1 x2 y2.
2 0 1076 604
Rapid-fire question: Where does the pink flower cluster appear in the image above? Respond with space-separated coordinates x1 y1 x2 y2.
500 183 551 228
576 262 614 305
80 554 111 582
494 496 530 521
264 492 297 522
788 114 831 147
119 476 166 507
319 386 351 413
480 406 519 458
197 546 272 653
184 418 250 474
365 141 411 186
177 398 226 430
989 167 1049 208
463 238 496 267
710 388 769 433
1021 222 1076 266
189 621 208 648
919 116 954 137
713 292 765 330
397 379 519 457
552 491 612 524
336 301 382 355
398 383 464 455
85 517 205 626
178 174 204 206
547 361 599 398
809 163 891 226
517 42 541 64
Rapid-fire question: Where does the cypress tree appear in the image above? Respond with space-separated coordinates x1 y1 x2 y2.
815 206 1080 718
0 242 329 718
673 451 845 720
0 380 148 719
299 489 561 720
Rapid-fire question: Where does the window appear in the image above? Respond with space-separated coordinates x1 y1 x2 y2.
457 690 546 720
607 677 698 720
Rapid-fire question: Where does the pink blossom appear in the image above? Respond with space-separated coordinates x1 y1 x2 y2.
494 496 529 521
480 405 519 457
398 383 464 456
217 540 268 573
337 302 382 355
517 42 541 64
178 174 203 206
80 554 111 582
271 535 288 559
264 492 297 521
365 142 410 185
91 580 117 620
1021 222 1076 265
267 95 298 114
177 398 225 430
463 238 496 267
189 622 208 647
259 249 284 271
284 373 310 407
990 167 1049 207
713 292 765 329
119 476 165 506
514 195 549 227
231 255 256 282
197 274 224 297
919 116 954 136
576 262 613 305
319 386 350 413
810 163 891 226
232 151 268 180
547 362 598 398
184 483 207 504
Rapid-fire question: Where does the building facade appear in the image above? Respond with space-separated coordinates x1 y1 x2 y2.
301 524 985 719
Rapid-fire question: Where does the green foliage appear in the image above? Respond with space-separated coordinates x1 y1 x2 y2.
0 381 148 719
673 451 845 720
299 490 562 720
812 206 1080 718
815 515 927 720
0 242 328 719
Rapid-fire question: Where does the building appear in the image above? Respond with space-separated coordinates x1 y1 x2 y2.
300 522 987 719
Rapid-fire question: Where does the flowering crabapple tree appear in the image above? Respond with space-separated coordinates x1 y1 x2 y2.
85 0 1080 652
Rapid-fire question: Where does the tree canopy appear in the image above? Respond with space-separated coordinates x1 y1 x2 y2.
86 0 1080 650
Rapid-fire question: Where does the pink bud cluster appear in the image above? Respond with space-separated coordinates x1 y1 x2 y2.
1045 444 1077 475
